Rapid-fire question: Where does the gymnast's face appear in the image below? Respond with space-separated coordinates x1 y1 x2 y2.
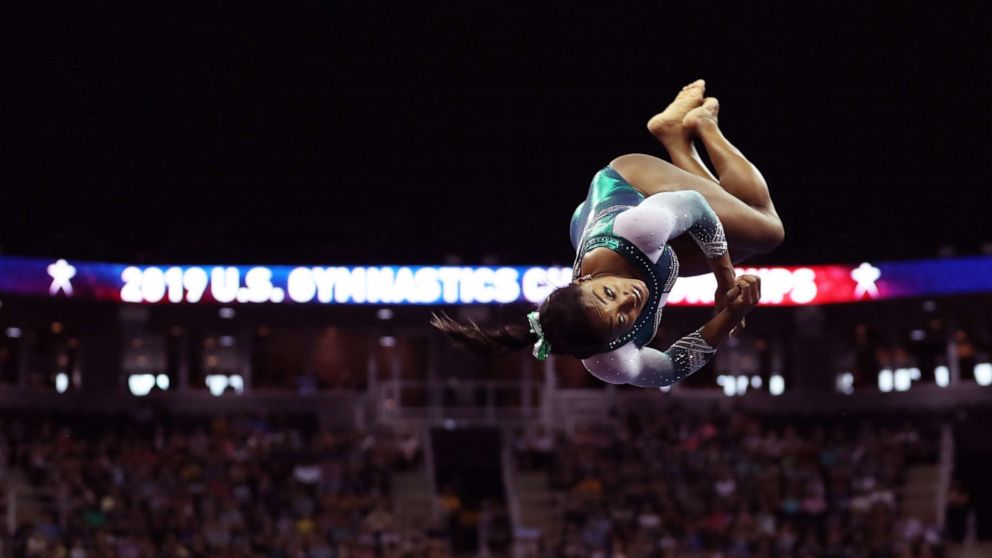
576 275 647 338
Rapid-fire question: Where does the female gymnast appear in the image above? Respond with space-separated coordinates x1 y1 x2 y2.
433 80 784 388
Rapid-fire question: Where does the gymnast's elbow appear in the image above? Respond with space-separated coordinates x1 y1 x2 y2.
628 373 678 389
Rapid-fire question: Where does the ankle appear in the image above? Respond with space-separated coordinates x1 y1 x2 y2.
657 133 694 156
689 118 720 138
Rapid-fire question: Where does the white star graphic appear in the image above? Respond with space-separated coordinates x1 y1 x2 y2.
851 262 881 299
47 259 77 296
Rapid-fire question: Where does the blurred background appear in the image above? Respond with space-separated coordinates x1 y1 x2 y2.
1 1 991 557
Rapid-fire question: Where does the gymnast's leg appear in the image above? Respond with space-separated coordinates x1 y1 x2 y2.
611 84 784 275
646 79 719 183
683 96 780 223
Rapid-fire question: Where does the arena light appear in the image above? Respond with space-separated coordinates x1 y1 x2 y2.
836 372 854 395
935 365 950 387
5 327 21 338
717 375 752 397
750 376 762 389
717 375 735 396
878 369 894 392
377 308 394 320
736 376 748 395
205 375 228 396
893 369 912 392
205 374 244 396
218 307 236 319
156 374 170 390
128 374 156 396
769 375 785 396
975 363 992 386
379 336 397 347
55 373 69 394
219 335 235 347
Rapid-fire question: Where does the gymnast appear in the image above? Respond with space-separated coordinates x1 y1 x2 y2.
433 80 784 388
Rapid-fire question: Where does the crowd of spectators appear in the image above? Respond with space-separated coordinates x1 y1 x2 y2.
0 407 959 558
515 411 943 558
0 412 451 558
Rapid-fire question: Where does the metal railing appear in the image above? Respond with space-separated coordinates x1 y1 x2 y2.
0 388 368 424
4 483 68 536
500 433 523 558
423 426 440 524
937 423 954 530
376 380 541 424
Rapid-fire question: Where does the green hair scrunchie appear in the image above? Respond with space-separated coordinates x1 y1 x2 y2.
527 311 551 361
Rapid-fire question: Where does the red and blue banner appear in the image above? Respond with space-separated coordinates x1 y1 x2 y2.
1 255 989 306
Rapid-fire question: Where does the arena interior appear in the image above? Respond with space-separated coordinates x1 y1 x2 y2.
2 2 991 558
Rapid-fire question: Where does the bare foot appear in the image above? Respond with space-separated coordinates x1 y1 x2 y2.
646 79 706 146
682 97 720 134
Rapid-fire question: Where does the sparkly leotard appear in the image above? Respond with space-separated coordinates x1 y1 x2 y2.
568 166 728 387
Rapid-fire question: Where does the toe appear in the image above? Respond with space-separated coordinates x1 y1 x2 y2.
681 80 704 94
679 81 706 100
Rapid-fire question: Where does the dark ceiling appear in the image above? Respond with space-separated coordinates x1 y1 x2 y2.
2 1 989 266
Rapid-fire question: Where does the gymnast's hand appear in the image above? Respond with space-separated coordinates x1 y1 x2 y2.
723 275 760 336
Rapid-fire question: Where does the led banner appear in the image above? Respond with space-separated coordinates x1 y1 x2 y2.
1 255 990 306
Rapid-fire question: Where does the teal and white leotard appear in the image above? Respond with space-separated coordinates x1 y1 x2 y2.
569 166 728 388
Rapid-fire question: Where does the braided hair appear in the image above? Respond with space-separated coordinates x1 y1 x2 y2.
430 283 609 359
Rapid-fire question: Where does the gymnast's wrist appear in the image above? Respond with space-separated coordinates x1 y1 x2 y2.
711 260 736 288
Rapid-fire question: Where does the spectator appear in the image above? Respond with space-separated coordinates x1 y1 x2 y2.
0 413 451 557
521 411 941 557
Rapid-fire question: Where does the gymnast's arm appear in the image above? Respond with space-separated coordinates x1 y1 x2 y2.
615 190 736 291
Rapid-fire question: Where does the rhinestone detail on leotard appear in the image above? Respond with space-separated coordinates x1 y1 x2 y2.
668 329 717 373
689 220 728 259
581 205 634 238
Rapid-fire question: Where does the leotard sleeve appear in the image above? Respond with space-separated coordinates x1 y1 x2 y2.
582 330 717 388
612 190 728 262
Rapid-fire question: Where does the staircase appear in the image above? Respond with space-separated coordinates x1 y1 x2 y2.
391 464 435 531
510 470 558 545
946 542 992 558
391 428 437 532
1 467 62 558
902 464 942 526
3 468 53 530
554 389 617 436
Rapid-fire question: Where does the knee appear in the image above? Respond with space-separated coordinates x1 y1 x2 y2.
757 216 785 254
